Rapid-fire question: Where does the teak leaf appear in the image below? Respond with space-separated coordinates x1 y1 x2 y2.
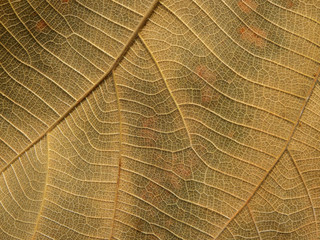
1 0 320 239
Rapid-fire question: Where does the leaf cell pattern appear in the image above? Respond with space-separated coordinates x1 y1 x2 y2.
0 0 320 239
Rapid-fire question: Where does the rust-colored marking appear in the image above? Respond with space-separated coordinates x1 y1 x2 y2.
239 26 267 48
201 86 220 107
174 164 191 179
239 27 246 34
169 173 182 190
227 129 236 138
142 117 156 128
141 128 156 146
238 0 258 13
141 117 157 146
195 65 217 85
36 19 47 31
141 183 157 202
285 0 294 8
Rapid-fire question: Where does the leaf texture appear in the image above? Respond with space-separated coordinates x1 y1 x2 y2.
0 0 320 239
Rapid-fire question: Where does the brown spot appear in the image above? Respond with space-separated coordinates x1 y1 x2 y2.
196 65 208 78
61 0 69 3
166 218 174 228
227 130 236 138
140 190 150 201
135 218 145 231
141 129 156 146
239 26 267 48
142 117 156 128
201 86 220 107
154 152 162 163
169 174 182 190
141 117 158 146
195 65 216 85
238 0 258 13
201 95 212 107
174 164 191 179
141 182 158 202
285 0 294 8
36 19 47 31
239 27 246 34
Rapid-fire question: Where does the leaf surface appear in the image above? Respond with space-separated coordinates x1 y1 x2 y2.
1 0 320 239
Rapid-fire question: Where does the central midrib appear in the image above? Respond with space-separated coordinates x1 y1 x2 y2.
0 0 161 177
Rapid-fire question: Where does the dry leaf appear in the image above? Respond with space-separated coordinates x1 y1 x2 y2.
0 0 320 239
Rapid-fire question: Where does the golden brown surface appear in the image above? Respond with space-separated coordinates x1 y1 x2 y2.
0 0 320 239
